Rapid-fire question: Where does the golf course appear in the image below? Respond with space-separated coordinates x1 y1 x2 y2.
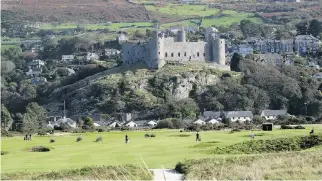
2 124 322 180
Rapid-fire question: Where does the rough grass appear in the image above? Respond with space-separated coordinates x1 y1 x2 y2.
2 165 153 180
175 151 322 180
212 134 322 154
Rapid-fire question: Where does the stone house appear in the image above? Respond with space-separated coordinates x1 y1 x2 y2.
105 49 121 57
230 44 254 57
28 59 45 68
116 34 128 43
294 35 320 55
225 111 253 122
86 53 99 61
254 39 294 54
260 110 287 120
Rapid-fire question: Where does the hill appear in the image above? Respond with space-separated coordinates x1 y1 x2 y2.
1 0 151 23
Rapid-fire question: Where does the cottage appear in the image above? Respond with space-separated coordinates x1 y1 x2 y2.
116 34 128 43
86 53 99 61
294 35 320 55
108 121 122 128
313 73 322 79
61 55 74 62
205 118 220 124
194 119 206 125
105 49 121 57
124 121 138 128
55 117 77 128
225 111 253 122
147 120 158 127
260 110 287 120
203 111 223 119
28 59 45 68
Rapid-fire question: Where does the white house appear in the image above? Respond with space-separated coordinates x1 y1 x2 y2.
225 111 253 122
86 53 99 61
194 119 206 125
206 118 220 124
105 49 121 57
313 73 322 79
124 121 138 128
260 110 287 120
55 117 77 128
116 34 128 43
26 67 42 76
28 59 45 68
147 120 157 127
108 121 122 128
61 55 74 62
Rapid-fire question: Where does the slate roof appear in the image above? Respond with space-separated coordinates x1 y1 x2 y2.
203 111 224 118
226 111 253 118
260 110 287 117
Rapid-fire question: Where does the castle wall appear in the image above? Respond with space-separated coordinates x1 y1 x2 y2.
163 40 210 62
122 43 149 64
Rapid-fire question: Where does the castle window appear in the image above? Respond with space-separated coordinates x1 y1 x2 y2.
171 53 174 57
197 52 200 57
158 52 160 55
184 52 187 56
178 53 180 57
128 51 130 54
165 53 168 57
203 53 205 56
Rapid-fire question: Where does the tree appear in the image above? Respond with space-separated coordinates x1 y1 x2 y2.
1 61 16 73
133 30 145 39
83 117 94 130
307 19 322 37
57 68 70 77
230 53 243 72
22 102 46 133
296 21 309 35
1 104 13 131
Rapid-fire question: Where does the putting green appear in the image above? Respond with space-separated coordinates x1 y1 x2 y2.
1 125 320 173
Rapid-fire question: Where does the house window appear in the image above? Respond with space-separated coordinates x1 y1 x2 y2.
197 52 200 57
178 53 180 57
171 53 174 57
184 52 187 56
238 117 240 119
158 52 160 55
165 53 168 57
232 117 235 119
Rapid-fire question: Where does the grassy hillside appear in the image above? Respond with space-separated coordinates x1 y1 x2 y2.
1 125 320 173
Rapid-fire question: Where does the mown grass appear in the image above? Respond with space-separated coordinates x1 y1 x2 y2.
2 125 321 173
2 165 153 180
176 151 322 180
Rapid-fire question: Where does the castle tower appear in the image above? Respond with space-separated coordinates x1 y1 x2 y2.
177 26 186 42
212 36 226 65
148 23 165 69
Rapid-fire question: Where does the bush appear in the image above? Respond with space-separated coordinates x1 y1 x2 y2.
30 146 50 152
144 133 150 137
1 129 13 137
76 137 82 142
98 128 104 132
230 128 241 133
175 162 188 174
150 134 156 137
1 151 8 155
50 139 55 143
294 125 306 129
180 130 184 132
96 136 102 142
281 124 293 129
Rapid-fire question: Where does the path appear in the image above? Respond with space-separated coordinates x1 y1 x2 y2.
150 169 184 181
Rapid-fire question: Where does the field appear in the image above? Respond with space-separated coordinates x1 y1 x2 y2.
2 125 321 175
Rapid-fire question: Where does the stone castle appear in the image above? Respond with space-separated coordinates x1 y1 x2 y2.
122 25 226 69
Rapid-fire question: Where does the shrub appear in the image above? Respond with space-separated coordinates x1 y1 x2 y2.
1 151 8 155
98 128 104 132
150 134 156 137
37 129 48 136
230 128 241 133
30 146 50 152
50 139 55 143
281 125 293 129
76 137 82 142
294 125 305 129
144 133 150 137
96 136 102 142
175 162 188 174
180 130 184 132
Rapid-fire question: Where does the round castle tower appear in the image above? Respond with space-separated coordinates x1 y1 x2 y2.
148 24 165 69
212 34 225 65
177 26 186 42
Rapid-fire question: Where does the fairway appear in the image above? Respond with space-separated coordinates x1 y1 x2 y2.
2 125 320 174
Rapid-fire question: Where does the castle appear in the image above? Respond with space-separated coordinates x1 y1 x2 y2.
122 25 226 69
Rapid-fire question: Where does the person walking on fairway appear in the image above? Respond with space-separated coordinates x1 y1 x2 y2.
250 132 255 140
310 128 314 135
125 134 129 144
196 132 200 142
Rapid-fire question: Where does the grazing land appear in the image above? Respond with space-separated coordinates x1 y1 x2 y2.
2 125 321 174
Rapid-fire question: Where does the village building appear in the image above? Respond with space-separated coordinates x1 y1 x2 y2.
61 55 75 62
260 110 288 120
225 111 253 122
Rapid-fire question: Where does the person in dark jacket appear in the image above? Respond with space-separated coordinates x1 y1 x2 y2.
125 134 129 144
